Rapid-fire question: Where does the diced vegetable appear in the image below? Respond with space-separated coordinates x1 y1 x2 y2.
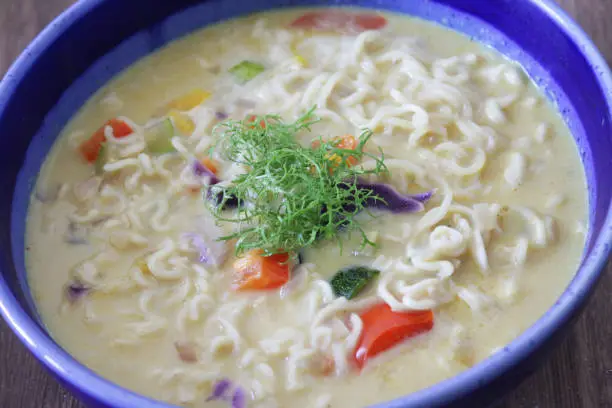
94 143 108 174
354 304 434 368
336 180 433 215
78 118 133 163
246 114 267 129
357 181 434 213
232 250 291 291
313 134 360 168
144 118 175 154
294 54 307 67
65 280 90 304
183 233 210 263
290 11 387 33
175 341 198 363
354 14 388 30
207 186 242 210
190 215 231 266
169 110 196 135
207 379 232 402
290 39 308 67
330 266 380 299
201 157 219 175
229 60 265 83
193 159 220 185
135 258 152 276
232 388 246 408
206 378 246 408
335 134 358 150
216 111 229 120
333 134 359 166
165 89 211 112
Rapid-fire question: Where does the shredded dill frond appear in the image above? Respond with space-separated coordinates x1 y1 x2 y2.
208 108 387 257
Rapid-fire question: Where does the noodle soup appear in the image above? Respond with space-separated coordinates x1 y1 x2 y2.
26 9 587 408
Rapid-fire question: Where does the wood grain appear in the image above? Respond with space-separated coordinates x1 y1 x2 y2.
0 1 611 407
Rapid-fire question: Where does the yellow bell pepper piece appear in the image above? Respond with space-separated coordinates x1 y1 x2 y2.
294 54 307 67
169 110 196 135
290 38 308 67
166 89 211 112
136 259 151 275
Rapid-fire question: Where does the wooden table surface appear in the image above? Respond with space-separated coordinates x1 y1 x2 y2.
1 1 611 407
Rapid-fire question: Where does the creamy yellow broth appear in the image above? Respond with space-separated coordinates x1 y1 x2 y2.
26 9 586 408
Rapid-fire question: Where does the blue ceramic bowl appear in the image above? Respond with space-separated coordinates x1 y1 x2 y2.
0 0 611 407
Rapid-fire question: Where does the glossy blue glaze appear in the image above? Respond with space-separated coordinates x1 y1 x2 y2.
0 0 610 407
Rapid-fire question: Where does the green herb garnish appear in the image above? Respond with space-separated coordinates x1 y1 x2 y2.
330 266 380 299
229 60 265 83
209 108 387 257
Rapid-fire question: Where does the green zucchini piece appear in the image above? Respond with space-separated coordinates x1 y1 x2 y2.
95 143 108 175
229 60 265 83
330 266 380 300
145 118 175 154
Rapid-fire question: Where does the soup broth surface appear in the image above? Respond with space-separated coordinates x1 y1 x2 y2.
26 9 587 408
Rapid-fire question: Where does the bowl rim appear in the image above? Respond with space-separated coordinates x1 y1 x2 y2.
0 1 611 407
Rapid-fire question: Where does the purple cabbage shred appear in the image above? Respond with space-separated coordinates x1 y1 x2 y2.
183 233 210 263
206 378 246 408
357 181 434 213
338 179 433 214
65 280 90 304
206 187 242 210
194 159 242 211
215 111 229 120
193 160 219 185
206 378 232 401
231 387 246 408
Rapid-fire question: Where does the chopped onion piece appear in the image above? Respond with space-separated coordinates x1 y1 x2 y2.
174 341 198 363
